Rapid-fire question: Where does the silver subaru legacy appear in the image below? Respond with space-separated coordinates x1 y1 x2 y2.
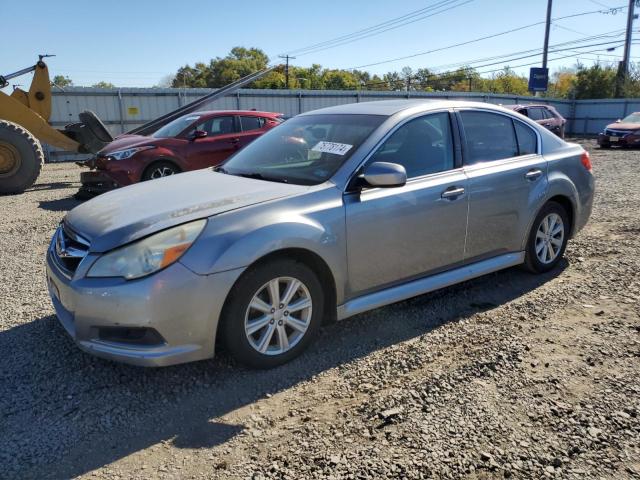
46 100 594 368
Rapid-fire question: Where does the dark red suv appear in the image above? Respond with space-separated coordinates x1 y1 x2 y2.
79 110 284 196
505 104 566 138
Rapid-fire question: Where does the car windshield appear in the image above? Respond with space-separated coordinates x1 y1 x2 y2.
220 114 385 185
152 115 201 138
621 113 640 123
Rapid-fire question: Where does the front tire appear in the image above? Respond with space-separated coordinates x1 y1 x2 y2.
524 201 569 273
142 161 180 181
221 259 324 369
0 120 44 194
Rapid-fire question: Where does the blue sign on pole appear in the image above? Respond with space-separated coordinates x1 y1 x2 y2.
528 67 549 92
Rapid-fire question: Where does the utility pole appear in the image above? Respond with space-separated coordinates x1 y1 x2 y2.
542 0 553 70
278 54 296 89
615 0 636 97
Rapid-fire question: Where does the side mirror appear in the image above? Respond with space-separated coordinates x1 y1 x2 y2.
360 162 407 188
192 130 208 140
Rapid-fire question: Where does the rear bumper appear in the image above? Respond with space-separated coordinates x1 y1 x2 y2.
46 240 244 367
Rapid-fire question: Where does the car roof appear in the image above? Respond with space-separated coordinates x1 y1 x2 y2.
504 104 554 109
299 99 521 117
189 110 282 117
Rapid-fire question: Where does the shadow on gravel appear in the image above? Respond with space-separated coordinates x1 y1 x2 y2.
0 261 567 479
38 197 82 212
27 181 78 192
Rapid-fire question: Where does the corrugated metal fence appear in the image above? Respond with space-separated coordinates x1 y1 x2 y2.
47 87 640 161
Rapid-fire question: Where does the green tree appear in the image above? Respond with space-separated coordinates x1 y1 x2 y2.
573 63 617 99
623 62 640 97
485 67 528 95
92 81 116 88
545 68 577 98
173 47 270 88
52 75 73 87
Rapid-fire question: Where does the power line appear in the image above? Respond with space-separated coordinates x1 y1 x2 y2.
343 5 629 70
356 38 630 89
282 0 461 55
427 29 627 71
281 0 475 58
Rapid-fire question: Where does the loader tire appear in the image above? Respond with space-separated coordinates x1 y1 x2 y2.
0 120 44 195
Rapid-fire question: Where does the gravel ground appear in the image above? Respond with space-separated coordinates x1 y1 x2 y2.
1 139 639 480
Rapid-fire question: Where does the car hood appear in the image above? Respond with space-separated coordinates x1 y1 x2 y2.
607 122 640 131
65 170 309 252
99 134 156 154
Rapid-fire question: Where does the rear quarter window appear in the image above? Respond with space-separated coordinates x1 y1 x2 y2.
514 121 538 155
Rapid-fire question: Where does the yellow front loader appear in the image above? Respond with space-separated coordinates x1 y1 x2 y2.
0 56 112 194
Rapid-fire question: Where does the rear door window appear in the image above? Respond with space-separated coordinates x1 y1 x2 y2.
240 116 264 132
459 111 518 164
528 108 545 121
196 116 236 136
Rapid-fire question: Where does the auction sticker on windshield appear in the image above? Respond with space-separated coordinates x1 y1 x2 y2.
311 141 353 156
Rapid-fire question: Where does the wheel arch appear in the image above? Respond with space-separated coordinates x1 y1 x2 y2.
546 194 575 238
220 247 338 333
520 190 577 251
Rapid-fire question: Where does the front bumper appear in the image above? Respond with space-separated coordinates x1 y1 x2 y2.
597 132 640 147
46 244 244 367
77 171 122 198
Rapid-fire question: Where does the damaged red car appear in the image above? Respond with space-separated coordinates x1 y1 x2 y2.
78 110 285 197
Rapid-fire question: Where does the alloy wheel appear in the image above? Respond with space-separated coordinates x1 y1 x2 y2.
244 276 313 356
150 166 176 179
535 212 564 264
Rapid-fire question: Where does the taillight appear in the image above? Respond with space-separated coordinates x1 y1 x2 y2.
580 151 592 172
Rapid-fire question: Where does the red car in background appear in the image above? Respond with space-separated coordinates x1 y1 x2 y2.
79 110 285 197
504 104 566 138
597 112 640 148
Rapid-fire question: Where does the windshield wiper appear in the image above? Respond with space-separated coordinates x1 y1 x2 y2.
213 166 228 174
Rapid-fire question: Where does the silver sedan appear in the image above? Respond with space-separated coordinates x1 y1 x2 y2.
46 100 595 368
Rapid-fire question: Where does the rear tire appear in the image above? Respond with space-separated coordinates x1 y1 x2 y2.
524 201 569 273
220 259 324 369
0 120 44 195
142 161 180 181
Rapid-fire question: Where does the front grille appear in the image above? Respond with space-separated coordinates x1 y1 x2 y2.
52 225 90 276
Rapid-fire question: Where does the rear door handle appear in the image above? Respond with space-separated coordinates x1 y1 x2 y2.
525 169 543 181
441 186 465 199
230 138 240 144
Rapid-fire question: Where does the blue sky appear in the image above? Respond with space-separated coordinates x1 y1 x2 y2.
1 0 637 89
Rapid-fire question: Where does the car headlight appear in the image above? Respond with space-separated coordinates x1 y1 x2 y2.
108 146 155 160
87 219 206 279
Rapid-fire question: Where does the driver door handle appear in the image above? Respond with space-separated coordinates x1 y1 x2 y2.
230 138 240 144
441 186 465 199
525 169 543 181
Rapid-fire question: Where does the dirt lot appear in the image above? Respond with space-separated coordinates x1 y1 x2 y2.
1 139 639 480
